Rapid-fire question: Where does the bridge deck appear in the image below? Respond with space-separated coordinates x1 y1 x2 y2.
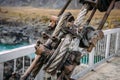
79 55 120 80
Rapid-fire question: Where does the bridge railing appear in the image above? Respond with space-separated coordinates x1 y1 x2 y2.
0 44 35 79
72 28 120 79
0 28 120 80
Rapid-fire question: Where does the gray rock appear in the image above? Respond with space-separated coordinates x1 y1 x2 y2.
0 21 48 44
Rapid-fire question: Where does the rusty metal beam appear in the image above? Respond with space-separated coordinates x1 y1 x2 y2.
87 0 116 52
97 0 116 30
58 0 72 17
86 7 97 25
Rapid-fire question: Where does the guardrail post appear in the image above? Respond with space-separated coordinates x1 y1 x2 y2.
22 56 25 73
0 63 4 80
115 32 119 54
89 48 95 70
105 34 111 58
14 59 16 72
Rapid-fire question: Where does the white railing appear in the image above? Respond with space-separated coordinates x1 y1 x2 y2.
72 28 120 79
0 28 120 80
0 44 35 80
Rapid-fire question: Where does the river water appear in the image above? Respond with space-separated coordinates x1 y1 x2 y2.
0 42 29 52
0 42 36 59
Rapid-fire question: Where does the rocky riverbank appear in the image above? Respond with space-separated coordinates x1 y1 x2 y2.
0 17 51 79
0 18 49 44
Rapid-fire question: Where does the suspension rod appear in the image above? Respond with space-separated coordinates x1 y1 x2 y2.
97 0 115 30
58 0 72 16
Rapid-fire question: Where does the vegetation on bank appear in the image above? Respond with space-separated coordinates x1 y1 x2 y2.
0 6 120 29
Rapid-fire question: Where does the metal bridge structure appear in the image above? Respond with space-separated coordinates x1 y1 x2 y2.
0 28 120 80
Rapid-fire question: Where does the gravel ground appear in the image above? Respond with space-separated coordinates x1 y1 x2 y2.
79 55 120 80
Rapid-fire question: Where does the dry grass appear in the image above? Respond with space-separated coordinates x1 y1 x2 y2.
0 6 120 28
0 6 79 22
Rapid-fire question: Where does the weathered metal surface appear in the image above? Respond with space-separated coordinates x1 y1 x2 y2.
48 0 72 29
97 0 116 30
21 0 116 80
86 7 97 25
87 0 116 52
43 4 90 80
58 0 72 17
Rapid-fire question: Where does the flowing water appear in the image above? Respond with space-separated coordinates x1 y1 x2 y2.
0 42 29 52
0 42 35 59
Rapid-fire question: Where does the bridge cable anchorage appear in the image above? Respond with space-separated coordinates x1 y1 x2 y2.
44 4 89 75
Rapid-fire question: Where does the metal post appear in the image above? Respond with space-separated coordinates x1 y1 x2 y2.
0 63 4 80
23 56 25 73
105 34 111 58
97 0 116 30
30 57 32 65
115 33 120 54
14 59 17 72
89 48 95 68
86 7 97 25
58 0 72 16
